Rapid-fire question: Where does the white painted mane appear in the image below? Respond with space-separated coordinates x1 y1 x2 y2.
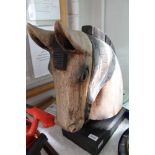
88 40 123 120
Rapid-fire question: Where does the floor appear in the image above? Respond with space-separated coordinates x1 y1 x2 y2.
39 119 129 155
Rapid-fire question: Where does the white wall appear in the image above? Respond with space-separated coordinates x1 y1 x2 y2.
104 0 129 93
79 0 105 31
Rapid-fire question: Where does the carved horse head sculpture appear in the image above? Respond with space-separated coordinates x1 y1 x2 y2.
27 21 123 133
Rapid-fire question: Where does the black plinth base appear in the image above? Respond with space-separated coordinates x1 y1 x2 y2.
62 108 126 155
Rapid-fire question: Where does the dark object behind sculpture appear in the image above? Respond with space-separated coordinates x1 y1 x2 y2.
118 128 129 155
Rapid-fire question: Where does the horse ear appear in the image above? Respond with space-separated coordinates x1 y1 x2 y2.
27 23 54 51
54 21 85 54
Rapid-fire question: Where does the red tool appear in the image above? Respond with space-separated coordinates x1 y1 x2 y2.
26 105 55 152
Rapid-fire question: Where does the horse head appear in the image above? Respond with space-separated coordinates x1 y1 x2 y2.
27 21 123 132
27 21 93 132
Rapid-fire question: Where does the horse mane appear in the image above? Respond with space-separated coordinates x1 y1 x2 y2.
82 26 123 120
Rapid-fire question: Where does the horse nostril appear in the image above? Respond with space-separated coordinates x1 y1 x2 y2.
71 127 77 132
68 124 77 133
68 119 84 132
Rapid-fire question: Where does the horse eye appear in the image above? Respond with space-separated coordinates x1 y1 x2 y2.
79 67 89 82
